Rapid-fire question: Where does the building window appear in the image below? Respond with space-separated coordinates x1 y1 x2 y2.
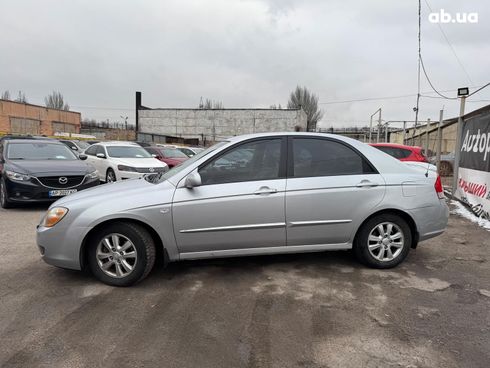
10 117 41 135
52 122 77 133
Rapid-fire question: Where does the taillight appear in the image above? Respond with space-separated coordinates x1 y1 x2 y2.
434 175 444 199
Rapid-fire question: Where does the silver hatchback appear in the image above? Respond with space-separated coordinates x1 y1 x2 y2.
37 133 449 286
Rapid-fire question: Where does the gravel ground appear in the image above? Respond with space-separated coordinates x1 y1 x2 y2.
0 203 489 368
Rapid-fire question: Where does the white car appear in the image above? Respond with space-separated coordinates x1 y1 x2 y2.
83 142 168 182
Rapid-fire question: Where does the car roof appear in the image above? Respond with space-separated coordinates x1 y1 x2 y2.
4 138 63 144
96 141 140 147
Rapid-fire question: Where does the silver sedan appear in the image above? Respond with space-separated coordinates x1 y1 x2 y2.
37 133 449 286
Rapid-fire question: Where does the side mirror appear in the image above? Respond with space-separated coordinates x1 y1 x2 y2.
79 154 88 160
96 153 106 159
185 171 202 189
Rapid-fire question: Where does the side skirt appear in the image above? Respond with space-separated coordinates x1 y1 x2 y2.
179 243 352 260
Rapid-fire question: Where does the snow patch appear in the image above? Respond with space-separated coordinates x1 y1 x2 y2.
450 200 490 231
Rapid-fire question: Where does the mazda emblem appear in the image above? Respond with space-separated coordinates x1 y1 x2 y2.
149 168 155 173
59 177 68 184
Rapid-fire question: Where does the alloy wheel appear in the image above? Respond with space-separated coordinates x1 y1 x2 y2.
106 171 116 183
367 222 404 262
96 233 138 278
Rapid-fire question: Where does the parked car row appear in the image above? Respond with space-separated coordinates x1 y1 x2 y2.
0 135 205 208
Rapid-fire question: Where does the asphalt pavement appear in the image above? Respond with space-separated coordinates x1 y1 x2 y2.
0 203 489 368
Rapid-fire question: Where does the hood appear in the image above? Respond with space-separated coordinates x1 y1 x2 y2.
7 159 94 176
109 157 167 168
53 177 175 210
161 157 187 166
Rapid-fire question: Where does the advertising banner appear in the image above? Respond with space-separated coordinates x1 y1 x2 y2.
456 111 490 219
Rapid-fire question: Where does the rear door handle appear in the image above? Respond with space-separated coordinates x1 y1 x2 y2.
254 186 278 195
356 180 379 188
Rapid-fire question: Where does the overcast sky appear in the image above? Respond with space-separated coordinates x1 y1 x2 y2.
1 0 489 130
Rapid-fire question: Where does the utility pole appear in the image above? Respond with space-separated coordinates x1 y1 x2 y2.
452 93 467 196
369 108 381 143
384 122 388 142
402 121 407 144
377 109 382 143
425 118 430 155
436 109 443 173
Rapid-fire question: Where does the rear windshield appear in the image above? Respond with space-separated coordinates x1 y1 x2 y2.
162 148 188 158
106 146 152 158
75 141 91 150
7 142 78 160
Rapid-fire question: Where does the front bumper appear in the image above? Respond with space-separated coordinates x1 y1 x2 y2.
37 222 89 270
4 176 99 203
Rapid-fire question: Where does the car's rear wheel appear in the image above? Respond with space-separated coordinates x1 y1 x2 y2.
106 169 116 183
88 222 156 286
354 214 411 268
0 178 12 209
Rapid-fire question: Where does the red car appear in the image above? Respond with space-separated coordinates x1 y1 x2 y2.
369 143 428 163
144 146 189 168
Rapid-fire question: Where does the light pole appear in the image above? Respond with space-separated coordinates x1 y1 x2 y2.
369 108 381 143
451 87 469 196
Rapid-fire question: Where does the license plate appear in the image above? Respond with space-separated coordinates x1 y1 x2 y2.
48 189 77 197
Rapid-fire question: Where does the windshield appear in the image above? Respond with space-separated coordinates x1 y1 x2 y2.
75 141 91 150
106 146 152 158
162 148 188 158
145 142 228 184
7 142 78 160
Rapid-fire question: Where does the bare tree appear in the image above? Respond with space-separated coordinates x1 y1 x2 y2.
1 90 10 100
44 91 69 110
15 91 28 103
199 98 224 109
269 104 283 109
287 86 324 131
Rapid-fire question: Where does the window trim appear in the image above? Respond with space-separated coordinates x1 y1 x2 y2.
287 136 378 178
197 136 288 186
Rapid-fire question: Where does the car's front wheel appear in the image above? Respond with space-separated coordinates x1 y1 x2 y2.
106 168 116 183
0 178 12 209
88 222 156 286
354 214 411 268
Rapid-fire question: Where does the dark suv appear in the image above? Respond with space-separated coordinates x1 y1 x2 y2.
0 138 99 208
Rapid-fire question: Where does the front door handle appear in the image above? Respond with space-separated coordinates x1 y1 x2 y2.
254 186 278 195
356 180 379 188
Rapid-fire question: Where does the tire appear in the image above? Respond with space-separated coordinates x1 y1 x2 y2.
354 214 411 269
106 168 116 183
0 178 12 209
88 222 156 286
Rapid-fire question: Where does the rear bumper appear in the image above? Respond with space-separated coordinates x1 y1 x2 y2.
408 200 449 242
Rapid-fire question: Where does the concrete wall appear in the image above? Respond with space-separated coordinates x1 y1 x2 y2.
138 108 307 143
0 99 80 136
80 127 136 141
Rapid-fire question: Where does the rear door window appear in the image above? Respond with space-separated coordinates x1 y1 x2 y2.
291 138 375 177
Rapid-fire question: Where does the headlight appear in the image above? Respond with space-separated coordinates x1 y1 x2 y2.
5 170 31 181
117 165 137 172
87 170 98 179
40 207 69 227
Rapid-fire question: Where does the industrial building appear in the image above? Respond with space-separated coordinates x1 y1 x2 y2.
0 99 81 136
135 92 307 145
